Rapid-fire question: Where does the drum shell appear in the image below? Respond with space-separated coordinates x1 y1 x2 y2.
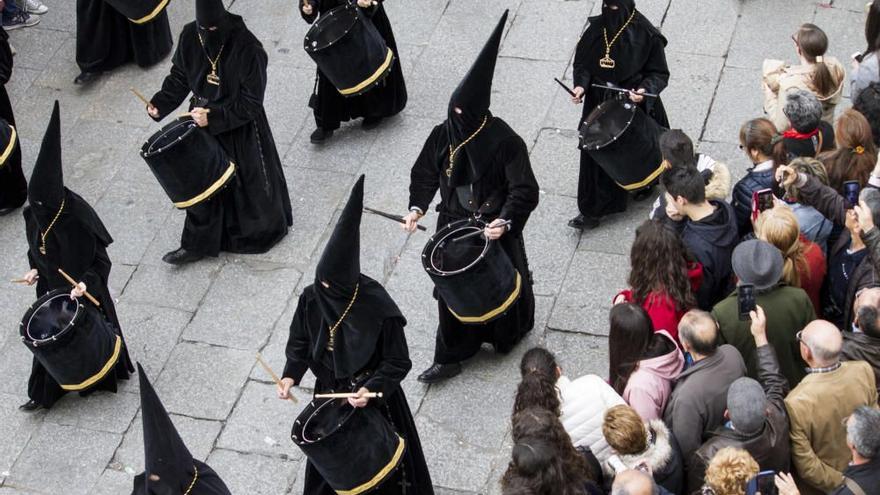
422 221 522 325
140 117 236 209
292 398 405 493
579 101 665 191
102 0 169 23
303 3 395 97
19 289 122 392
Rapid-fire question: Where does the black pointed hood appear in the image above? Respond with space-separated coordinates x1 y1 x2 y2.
0 116 17 167
138 363 196 494
316 175 363 290
196 0 227 27
446 11 512 188
28 100 64 211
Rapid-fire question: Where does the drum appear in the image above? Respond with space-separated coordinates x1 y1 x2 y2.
0 119 17 168
140 117 236 209
578 98 665 191
292 397 405 494
103 0 170 24
19 289 122 392
303 2 395 97
422 219 522 324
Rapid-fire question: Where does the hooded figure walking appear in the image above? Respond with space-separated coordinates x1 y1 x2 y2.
147 0 293 265
75 0 173 85
401 11 540 383
278 176 434 494
0 25 25 214
300 0 407 143
16 102 133 412
568 0 670 231
132 364 232 494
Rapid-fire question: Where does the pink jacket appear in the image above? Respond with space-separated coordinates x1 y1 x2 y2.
623 330 684 420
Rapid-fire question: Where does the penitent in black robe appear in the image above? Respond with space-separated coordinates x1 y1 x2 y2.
301 0 407 131
283 284 434 495
150 15 293 256
75 0 173 74
572 7 669 219
22 190 133 409
409 118 539 364
0 27 25 210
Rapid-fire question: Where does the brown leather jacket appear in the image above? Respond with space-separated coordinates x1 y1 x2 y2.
688 345 791 493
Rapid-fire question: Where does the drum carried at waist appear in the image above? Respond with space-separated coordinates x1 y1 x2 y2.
140 117 236 209
19 289 122 392
292 395 405 494
304 2 395 97
103 0 170 24
578 98 665 191
422 219 522 325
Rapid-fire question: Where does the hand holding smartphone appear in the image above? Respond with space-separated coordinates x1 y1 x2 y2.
747 470 777 495
751 189 775 223
844 181 861 209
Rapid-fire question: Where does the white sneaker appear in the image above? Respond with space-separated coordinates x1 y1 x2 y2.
25 0 48 15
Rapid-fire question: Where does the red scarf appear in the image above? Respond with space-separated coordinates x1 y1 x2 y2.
783 128 819 140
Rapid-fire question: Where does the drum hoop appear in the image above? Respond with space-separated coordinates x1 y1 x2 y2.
142 118 197 158
25 293 81 346
425 221 490 277
304 3 359 53
301 398 356 444
582 100 638 150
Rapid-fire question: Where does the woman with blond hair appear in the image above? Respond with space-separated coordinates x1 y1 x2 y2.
763 23 846 131
755 205 826 313
702 448 760 495
819 109 878 193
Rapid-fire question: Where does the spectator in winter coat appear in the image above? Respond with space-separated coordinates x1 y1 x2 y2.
662 165 738 310
607 304 683 421
781 157 834 253
732 118 789 238
690 306 791 490
853 81 880 148
828 406 880 495
842 286 880 397
818 109 877 194
782 89 835 159
850 0 880 103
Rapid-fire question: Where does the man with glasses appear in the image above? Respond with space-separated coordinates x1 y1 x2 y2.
784 320 877 495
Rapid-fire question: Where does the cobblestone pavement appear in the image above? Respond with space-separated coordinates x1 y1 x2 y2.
0 1 865 493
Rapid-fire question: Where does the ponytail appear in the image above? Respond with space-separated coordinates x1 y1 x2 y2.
755 207 807 288
740 118 789 167
796 23 839 98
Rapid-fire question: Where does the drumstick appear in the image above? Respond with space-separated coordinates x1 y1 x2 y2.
10 278 28 284
452 220 513 243
255 353 299 404
554 77 577 98
363 206 427 231
591 83 658 98
57 268 101 307
130 87 151 107
177 108 212 119
314 392 384 399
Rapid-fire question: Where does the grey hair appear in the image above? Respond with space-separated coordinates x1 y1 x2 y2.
847 406 880 459
860 187 880 225
783 89 823 133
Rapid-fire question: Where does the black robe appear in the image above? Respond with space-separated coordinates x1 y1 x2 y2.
132 460 232 495
0 27 25 210
283 287 434 495
22 190 133 408
75 0 173 73
301 0 407 131
408 119 539 364
151 15 293 256
572 10 670 218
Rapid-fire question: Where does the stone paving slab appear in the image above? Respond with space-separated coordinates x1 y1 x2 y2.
112 411 223 475
205 449 300 495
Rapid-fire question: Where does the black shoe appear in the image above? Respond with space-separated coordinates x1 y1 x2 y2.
162 248 204 265
417 362 462 384
310 127 334 144
73 71 102 85
0 206 17 216
568 214 600 230
362 117 383 130
19 399 43 412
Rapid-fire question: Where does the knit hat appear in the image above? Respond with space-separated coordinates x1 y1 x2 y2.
732 239 784 291
727 377 766 436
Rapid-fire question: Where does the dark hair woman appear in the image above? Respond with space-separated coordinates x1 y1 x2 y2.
616 220 701 343
731 118 789 236
502 407 602 495
607 304 683 420
852 0 880 101
818 108 878 193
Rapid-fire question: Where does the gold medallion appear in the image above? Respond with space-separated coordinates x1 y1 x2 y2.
599 56 616 69
206 72 221 86
39 246 46 255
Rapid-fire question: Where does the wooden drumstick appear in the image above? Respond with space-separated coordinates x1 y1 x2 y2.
10 278 28 284
177 108 212 119
57 268 101 307
314 392 384 399
256 353 298 404
130 87 151 107
452 220 512 243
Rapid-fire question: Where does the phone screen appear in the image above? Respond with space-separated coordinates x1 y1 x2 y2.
738 284 756 321
756 189 774 213
844 181 860 209
746 471 777 495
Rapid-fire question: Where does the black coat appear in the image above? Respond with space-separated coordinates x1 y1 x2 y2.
283 288 434 495
151 15 293 255
829 457 880 495
731 168 776 238
75 0 172 73
842 331 880 398
301 0 407 130
408 120 539 363
0 26 25 209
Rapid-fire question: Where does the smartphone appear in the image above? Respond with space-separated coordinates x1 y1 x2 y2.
746 470 777 495
844 180 860 209
752 188 775 222
738 284 756 321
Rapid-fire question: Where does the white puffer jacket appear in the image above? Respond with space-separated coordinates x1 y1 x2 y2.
557 374 626 463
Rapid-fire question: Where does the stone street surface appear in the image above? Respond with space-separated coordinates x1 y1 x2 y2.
0 0 864 493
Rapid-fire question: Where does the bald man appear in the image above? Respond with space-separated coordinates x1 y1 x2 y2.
785 320 878 495
843 287 880 396
612 469 666 495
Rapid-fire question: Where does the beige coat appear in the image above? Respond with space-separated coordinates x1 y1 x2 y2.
784 361 878 495
762 57 846 131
